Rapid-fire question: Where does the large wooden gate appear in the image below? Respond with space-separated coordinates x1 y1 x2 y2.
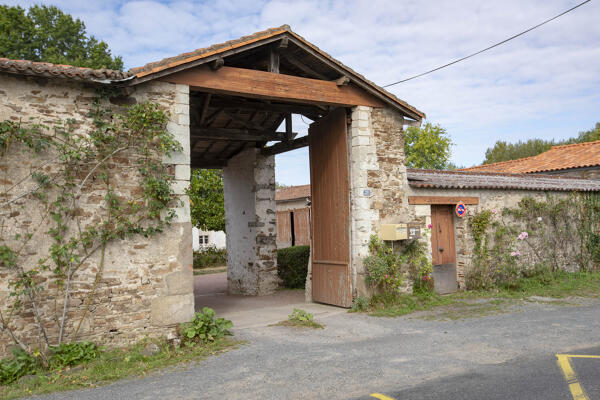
309 108 352 307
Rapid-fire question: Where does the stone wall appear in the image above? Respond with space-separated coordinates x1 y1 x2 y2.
543 167 600 180
0 73 194 356
223 148 277 295
348 106 414 296
406 187 574 289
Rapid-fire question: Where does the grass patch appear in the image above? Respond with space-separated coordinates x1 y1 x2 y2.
415 300 510 321
0 338 240 400
365 271 600 318
272 308 324 329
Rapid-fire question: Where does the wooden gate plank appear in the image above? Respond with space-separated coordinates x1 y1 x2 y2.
309 108 351 307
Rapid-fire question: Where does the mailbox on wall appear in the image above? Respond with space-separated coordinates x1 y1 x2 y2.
380 224 422 241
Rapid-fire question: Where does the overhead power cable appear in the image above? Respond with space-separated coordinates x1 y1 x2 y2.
383 0 592 87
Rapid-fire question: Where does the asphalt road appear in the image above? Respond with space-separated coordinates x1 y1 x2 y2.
35 298 600 400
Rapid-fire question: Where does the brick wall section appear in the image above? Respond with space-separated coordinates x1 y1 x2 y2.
0 74 193 356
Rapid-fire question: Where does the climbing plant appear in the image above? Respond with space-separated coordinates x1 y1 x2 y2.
0 95 181 364
465 194 600 290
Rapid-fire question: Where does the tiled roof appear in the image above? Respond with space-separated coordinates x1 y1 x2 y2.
0 26 424 119
0 58 129 82
129 25 425 119
130 26 289 77
407 169 600 192
276 184 311 201
461 140 600 174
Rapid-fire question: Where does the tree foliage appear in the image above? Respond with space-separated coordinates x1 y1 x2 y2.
404 122 453 170
0 5 123 70
483 122 600 164
188 169 226 232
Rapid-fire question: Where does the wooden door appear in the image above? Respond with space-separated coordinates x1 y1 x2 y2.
293 208 311 246
276 211 292 247
430 205 458 293
309 108 351 307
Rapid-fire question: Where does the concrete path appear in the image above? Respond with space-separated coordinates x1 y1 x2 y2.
194 275 345 329
193 272 227 295
36 297 600 400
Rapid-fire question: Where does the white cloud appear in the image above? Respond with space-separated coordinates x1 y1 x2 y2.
4 0 599 176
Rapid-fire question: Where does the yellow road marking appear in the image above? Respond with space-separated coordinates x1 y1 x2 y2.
560 355 600 359
556 353 600 400
370 394 395 400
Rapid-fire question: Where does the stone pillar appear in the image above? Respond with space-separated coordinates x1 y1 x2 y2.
223 148 277 295
348 106 411 297
150 83 195 326
348 106 379 297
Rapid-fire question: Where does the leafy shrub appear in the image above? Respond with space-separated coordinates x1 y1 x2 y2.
364 236 405 295
282 308 324 328
0 347 37 384
48 342 99 369
277 245 310 288
179 307 232 344
288 308 313 323
350 296 370 312
193 246 227 268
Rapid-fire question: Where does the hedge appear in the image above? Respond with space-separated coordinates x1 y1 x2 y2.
277 245 310 288
193 246 227 268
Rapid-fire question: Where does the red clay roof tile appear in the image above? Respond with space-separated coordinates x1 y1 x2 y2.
276 184 311 201
461 140 600 174
0 58 129 82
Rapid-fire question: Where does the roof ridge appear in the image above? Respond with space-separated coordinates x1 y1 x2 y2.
550 139 600 149
407 168 586 180
460 152 543 171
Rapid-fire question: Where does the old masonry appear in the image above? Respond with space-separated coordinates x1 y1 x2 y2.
1 25 599 354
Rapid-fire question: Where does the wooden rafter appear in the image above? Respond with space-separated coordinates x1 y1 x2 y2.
191 127 292 142
207 98 324 118
280 51 329 80
261 136 308 156
199 93 212 125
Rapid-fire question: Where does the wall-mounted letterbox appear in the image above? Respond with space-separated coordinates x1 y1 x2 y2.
380 224 408 240
380 223 421 241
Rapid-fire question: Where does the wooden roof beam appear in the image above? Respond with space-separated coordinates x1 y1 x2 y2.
191 127 294 142
206 98 324 117
162 65 384 107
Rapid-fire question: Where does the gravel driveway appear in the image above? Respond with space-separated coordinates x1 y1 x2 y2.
35 297 600 400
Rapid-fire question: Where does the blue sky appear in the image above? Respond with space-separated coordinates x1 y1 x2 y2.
6 0 600 185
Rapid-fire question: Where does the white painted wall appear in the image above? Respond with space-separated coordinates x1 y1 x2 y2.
192 227 226 251
223 149 257 293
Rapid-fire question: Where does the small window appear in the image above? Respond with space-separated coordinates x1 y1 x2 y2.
199 235 209 245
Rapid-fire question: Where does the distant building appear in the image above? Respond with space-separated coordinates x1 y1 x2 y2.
460 140 600 178
275 185 311 248
192 227 226 251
